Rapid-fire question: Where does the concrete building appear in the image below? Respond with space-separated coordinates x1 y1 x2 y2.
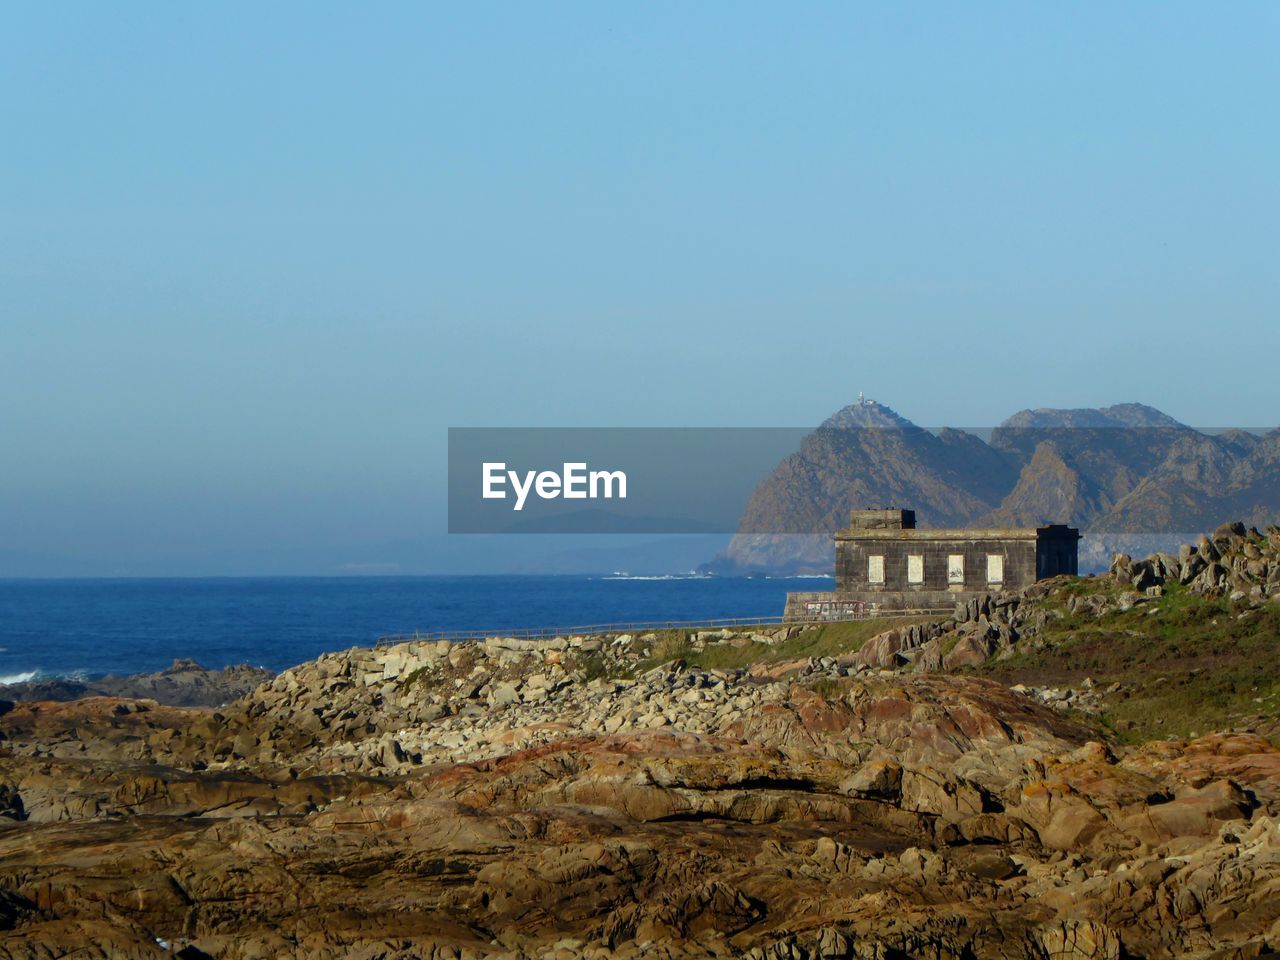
784 508 1080 620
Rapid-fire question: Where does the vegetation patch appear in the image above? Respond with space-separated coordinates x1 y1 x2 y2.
572 651 617 682
977 584 1280 744
808 677 846 701
402 665 441 691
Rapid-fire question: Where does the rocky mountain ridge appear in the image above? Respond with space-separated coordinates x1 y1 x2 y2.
706 401 1280 574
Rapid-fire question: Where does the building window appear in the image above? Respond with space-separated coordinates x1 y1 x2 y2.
907 555 924 584
868 555 885 584
987 554 1004 584
947 554 964 585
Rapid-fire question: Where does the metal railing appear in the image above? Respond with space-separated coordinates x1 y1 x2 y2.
374 607 953 646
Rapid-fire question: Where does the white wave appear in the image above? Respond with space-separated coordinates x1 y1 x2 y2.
0 668 90 686
600 573 711 581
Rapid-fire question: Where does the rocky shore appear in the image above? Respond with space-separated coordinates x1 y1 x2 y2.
2 524 1280 958
0 659 273 708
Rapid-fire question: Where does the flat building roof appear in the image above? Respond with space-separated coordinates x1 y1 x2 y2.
835 524 1079 542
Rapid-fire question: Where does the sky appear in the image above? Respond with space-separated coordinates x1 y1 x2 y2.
2 3 1277 575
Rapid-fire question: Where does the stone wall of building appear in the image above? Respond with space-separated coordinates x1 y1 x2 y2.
835 532 1040 595
782 589 962 620
783 509 1079 621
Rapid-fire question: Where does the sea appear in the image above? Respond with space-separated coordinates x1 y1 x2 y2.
0 574 831 683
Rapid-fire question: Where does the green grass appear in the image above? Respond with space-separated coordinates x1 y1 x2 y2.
1046 576 1118 600
573 651 615 682
401 665 441 690
976 582 1280 744
1035 574 1136 616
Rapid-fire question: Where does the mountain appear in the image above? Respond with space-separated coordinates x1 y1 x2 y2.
704 401 1280 574
997 402 1187 430
705 401 1017 574
979 403 1196 528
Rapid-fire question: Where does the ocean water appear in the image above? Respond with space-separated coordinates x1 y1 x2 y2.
0 575 830 682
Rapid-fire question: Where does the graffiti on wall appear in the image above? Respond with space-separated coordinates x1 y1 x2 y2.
803 599 869 621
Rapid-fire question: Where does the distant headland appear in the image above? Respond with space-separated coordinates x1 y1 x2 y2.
703 399 1280 576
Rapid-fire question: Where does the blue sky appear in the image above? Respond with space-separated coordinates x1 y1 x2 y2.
2 4 1277 575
